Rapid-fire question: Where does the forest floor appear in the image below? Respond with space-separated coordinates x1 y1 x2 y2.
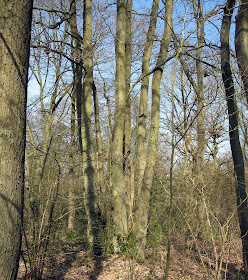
17 237 245 280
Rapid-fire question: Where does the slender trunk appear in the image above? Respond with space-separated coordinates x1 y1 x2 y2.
193 0 205 175
93 82 106 216
82 0 101 255
124 0 133 232
124 0 132 160
181 67 189 174
112 0 128 248
68 0 83 232
191 0 206 237
0 1 33 279
135 0 173 260
235 0 248 103
135 0 159 201
69 0 83 154
221 1 248 278
68 89 76 231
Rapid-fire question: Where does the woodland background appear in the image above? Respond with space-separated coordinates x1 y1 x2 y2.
0 0 248 279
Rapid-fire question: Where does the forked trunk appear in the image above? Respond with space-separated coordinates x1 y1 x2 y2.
134 0 173 260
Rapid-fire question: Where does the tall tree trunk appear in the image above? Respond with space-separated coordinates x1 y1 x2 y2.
93 82 105 217
135 0 159 203
69 0 83 154
124 0 133 232
68 89 76 231
135 0 173 260
193 0 205 175
112 0 128 248
0 1 33 279
68 0 83 233
235 0 248 103
192 0 206 237
124 0 132 161
82 0 101 255
221 1 248 278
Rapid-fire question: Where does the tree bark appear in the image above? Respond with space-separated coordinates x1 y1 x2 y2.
0 1 33 279
82 0 101 255
192 0 206 237
135 0 173 260
235 0 248 103
69 0 83 154
221 0 248 278
68 88 76 231
112 0 128 248
192 0 205 175
124 0 132 162
93 82 106 218
124 0 133 232
135 0 159 203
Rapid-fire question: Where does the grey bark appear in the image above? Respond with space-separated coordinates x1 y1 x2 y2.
112 0 128 247
135 0 159 202
135 0 173 260
0 1 33 279
235 0 248 103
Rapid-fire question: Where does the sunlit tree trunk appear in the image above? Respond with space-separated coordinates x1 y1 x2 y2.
221 0 248 278
124 0 132 161
192 0 206 237
192 0 205 176
69 0 83 154
112 0 128 248
0 1 33 279
82 0 101 255
68 0 83 233
135 0 159 203
135 0 173 260
235 0 248 103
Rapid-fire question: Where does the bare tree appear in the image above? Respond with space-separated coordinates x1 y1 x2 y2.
134 0 173 260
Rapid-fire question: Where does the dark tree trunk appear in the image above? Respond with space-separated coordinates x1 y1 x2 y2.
221 1 248 278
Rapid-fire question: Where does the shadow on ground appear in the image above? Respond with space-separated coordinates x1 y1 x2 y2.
45 241 82 279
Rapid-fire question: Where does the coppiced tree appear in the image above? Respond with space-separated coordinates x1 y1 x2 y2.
135 0 159 213
134 0 174 260
0 1 33 279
